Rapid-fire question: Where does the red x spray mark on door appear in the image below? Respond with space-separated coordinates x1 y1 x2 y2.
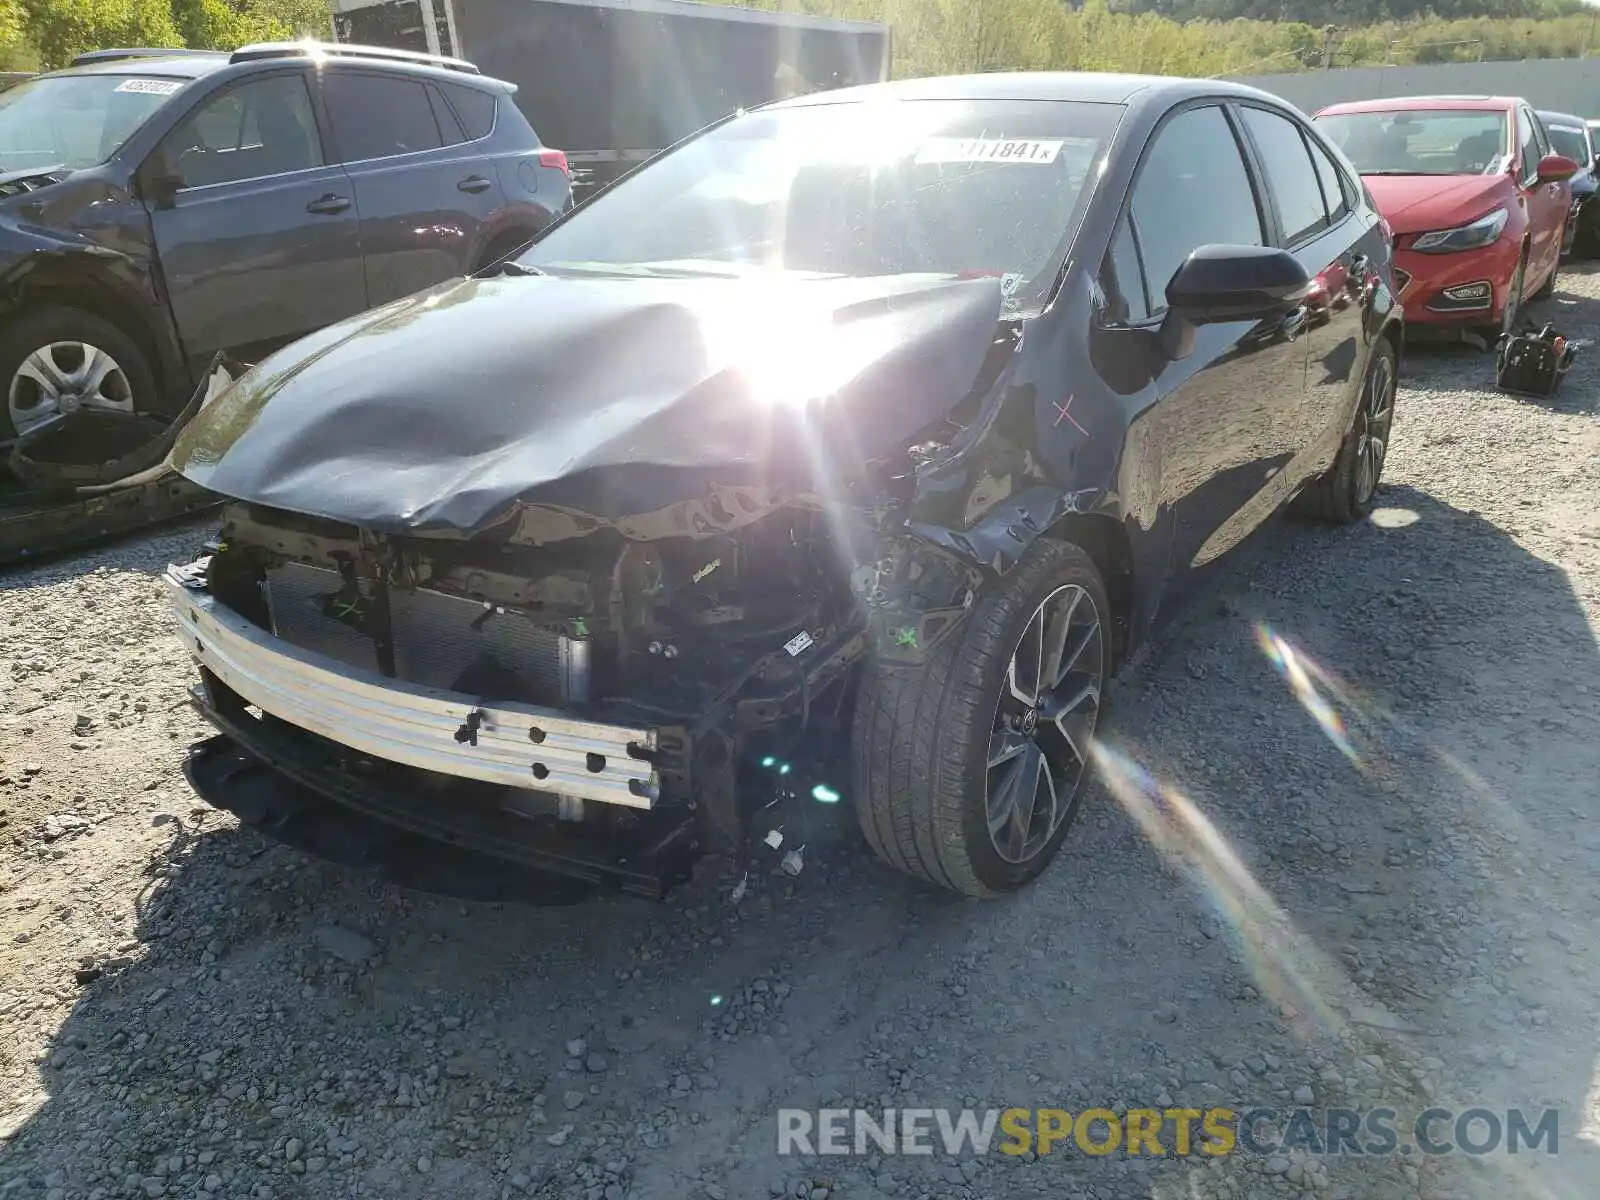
1053 394 1087 436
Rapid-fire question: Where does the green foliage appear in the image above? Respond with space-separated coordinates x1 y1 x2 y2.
710 0 1600 78
1 0 40 69
16 0 326 70
6 0 1598 90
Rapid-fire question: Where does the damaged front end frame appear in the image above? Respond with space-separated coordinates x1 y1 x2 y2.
176 490 993 902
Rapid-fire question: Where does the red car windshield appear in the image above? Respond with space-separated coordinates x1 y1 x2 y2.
1314 109 1509 177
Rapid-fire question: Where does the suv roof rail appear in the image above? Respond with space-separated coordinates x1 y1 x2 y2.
71 47 224 66
229 41 481 76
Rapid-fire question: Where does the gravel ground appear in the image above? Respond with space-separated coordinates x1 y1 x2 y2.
3 269 1599 1200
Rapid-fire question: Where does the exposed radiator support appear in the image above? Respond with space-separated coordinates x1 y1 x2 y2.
264 562 589 706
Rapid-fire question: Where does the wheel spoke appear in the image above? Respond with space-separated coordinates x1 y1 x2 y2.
1003 744 1046 860
78 346 118 400
1055 621 1100 689
1038 587 1080 690
987 729 1028 769
16 349 65 399
1006 606 1045 706
986 747 1030 835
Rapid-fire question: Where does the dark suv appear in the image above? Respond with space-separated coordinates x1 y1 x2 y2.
0 42 571 442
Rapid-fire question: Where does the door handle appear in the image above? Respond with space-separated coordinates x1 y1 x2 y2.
1279 305 1308 341
306 194 351 215
457 176 492 194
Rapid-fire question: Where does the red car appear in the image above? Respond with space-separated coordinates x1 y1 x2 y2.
1313 95 1578 340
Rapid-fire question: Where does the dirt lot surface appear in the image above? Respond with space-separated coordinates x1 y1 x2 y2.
2 271 1599 1200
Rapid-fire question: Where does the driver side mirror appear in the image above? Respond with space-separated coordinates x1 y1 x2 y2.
1537 153 1580 183
137 153 184 210
1158 244 1311 361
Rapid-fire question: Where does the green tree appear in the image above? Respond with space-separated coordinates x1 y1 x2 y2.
18 0 326 70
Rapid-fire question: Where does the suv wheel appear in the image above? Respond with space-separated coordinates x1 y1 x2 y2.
0 306 157 442
852 539 1110 897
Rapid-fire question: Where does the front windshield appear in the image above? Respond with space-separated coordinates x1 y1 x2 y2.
0 73 185 172
522 98 1122 312
1545 122 1591 167
1314 109 1509 176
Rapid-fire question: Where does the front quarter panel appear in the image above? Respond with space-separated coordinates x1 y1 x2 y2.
0 171 190 406
905 269 1171 648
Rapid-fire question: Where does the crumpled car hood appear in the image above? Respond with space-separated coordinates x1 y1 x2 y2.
169 270 1005 534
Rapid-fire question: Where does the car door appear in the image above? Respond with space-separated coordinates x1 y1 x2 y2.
319 68 509 306
144 70 367 370
1115 102 1310 578
1517 105 1566 285
1237 103 1374 485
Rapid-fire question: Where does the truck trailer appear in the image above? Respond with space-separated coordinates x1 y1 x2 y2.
330 0 892 191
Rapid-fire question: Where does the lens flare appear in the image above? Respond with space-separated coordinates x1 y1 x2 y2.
1089 739 1346 1037
1254 623 1362 766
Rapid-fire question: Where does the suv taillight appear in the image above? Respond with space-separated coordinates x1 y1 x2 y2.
539 148 569 175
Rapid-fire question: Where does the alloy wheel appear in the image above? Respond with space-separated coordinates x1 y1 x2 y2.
7 340 135 438
1354 350 1396 505
985 583 1104 865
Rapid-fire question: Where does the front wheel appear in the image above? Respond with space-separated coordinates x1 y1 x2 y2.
0 306 157 442
1488 253 1527 344
851 539 1110 897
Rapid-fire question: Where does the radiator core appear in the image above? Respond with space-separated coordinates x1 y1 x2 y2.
263 562 588 706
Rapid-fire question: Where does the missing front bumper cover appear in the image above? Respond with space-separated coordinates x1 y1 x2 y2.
166 572 660 808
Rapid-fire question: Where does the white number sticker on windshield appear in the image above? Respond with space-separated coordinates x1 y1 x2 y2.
114 79 184 96
915 137 1065 165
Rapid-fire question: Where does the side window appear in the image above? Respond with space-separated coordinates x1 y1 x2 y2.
441 83 496 141
324 73 443 161
428 85 466 146
1305 133 1352 225
1129 105 1264 314
1519 110 1543 183
1100 215 1150 325
161 75 322 189
1241 106 1329 245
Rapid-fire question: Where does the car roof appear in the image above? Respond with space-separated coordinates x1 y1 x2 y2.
41 46 512 92
45 53 229 81
1538 109 1589 129
767 71 1292 115
1316 95 1518 116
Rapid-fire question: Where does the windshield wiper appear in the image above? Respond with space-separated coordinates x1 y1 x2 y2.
479 259 545 278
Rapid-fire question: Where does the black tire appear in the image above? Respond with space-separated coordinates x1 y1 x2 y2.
1293 337 1397 524
851 539 1111 897
473 228 536 273
0 306 157 442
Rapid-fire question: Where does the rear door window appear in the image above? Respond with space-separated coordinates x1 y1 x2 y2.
323 72 443 162
1128 104 1264 313
1305 134 1353 225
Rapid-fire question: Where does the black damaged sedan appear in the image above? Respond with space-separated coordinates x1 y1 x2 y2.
165 72 1402 899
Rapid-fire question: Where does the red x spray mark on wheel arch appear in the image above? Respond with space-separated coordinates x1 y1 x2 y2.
1053 393 1088 436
